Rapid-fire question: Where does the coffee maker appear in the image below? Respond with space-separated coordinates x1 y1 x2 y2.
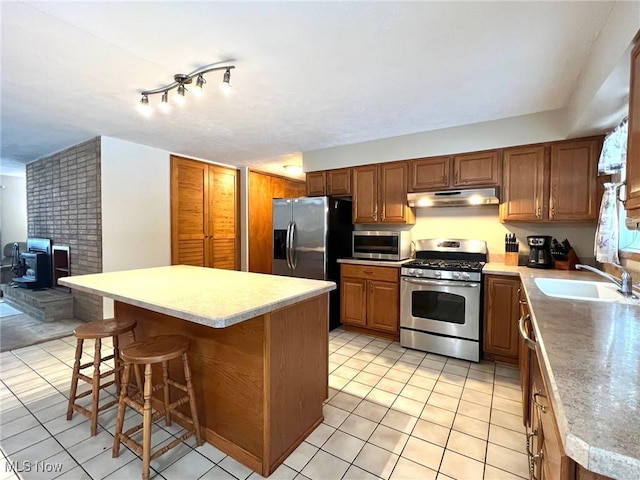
527 236 553 269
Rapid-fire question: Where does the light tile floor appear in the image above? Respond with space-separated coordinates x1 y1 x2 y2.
0 328 528 480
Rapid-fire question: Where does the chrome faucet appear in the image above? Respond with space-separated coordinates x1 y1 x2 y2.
575 263 634 297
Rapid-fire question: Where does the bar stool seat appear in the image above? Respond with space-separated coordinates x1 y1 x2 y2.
67 318 138 436
113 335 203 480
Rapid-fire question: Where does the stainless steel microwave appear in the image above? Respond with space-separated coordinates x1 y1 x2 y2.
352 231 412 261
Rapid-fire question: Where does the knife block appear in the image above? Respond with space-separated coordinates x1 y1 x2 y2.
555 248 580 270
504 252 519 266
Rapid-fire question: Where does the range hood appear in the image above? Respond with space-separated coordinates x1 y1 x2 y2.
407 187 500 207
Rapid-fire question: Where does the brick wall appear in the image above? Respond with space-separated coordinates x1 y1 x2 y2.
26 137 103 320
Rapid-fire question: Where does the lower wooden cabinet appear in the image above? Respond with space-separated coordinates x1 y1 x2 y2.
340 264 399 336
483 275 520 364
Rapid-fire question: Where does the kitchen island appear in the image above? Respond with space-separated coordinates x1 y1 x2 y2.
59 265 335 477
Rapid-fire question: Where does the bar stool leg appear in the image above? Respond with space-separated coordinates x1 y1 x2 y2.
113 334 121 397
142 363 153 480
66 338 84 420
161 361 171 426
129 330 144 392
90 338 102 436
182 352 203 445
112 362 131 458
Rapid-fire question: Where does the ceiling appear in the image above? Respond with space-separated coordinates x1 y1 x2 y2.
0 1 629 178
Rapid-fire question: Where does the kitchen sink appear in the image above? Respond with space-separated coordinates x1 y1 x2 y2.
534 278 623 302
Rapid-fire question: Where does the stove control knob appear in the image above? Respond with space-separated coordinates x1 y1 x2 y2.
462 272 470 280
453 272 461 279
435 271 442 279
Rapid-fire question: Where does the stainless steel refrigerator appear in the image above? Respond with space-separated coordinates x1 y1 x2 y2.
273 196 352 330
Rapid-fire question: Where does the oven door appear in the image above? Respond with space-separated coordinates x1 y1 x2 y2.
400 277 480 340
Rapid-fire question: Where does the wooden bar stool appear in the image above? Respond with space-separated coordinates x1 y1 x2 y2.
112 335 203 480
67 317 139 436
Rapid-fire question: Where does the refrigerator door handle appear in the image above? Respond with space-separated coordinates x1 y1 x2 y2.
290 222 297 269
285 221 293 270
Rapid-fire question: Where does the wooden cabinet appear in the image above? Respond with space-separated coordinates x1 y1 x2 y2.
340 264 399 336
52 244 70 288
248 170 306 274
409 151 500 191
353 162 414 224
453 150 501 187
625 41 640 217
550 139 599 221
501 146 546 222
306 168 352 196
518 288 532 428
170 156 239 270
409 156 451 190
501 139 600 223
483 275 520 364
306 171 326 196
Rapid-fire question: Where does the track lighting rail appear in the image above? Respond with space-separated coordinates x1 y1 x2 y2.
141 65 235 96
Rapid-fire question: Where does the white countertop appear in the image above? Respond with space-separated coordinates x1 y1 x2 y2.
485 263 640 478
337 258 412 267
59 265 336 328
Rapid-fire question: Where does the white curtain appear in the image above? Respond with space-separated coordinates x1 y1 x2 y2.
598 120 627 175
594 183 620 264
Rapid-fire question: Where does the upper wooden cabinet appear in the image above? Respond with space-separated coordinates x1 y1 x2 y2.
501 146 546 222
626 41 640 217
307 168 352 196
409 151 500 191
409 156 451 191
549 139 599 221
170 156 239 270
453 150 501 187
327 168 352 196
501 139 600 223
353 162 414 224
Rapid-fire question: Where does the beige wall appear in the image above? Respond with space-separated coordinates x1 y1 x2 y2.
0 174 27 250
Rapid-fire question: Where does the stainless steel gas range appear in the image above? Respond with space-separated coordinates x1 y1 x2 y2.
400 238 488 362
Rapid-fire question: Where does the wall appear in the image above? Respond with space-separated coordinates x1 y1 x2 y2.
410 207 596 263
303 110 566 171
26 137 103 320
100 136 171 317
0 174 27 250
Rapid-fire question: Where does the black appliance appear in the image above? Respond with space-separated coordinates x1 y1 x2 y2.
273 197 352 330
527 235 553 269
400 238 488 362
12 237 53 289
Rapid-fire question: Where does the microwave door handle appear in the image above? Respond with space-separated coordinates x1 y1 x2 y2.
402 278 479 288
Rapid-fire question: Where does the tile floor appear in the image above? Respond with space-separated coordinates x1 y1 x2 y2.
0 328 528 480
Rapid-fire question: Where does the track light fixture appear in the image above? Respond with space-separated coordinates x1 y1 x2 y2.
138 64 235 114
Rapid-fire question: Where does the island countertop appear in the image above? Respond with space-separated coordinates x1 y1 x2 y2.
59 265 336 328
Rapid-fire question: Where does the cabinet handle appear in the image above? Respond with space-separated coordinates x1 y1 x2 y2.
525 430 538 457
533 392 547 413
363 270 373 275
529 449 543 480
549 197 555 219
370 283 374 293
381 207 385 221
374 205 378 221
535 198 541 219
518 314 536 350
443 174 448 184
454 171 459 184
517 287 527 305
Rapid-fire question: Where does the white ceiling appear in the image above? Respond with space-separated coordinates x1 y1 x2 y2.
0 1 629 178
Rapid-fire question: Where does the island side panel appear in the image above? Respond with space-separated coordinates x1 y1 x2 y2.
114 301 265 471
265 293 329 474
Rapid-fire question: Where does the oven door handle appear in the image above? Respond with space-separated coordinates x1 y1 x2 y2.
402 277 479 288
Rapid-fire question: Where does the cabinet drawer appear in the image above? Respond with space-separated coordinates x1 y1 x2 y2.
341 264 399 282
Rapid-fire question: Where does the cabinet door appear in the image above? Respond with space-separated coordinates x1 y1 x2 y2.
306 172 326 196
367 280 399 333
409 157 451 191
501 146 546 222
379 162 411 223
248 171 273 274
549 139 598 221
518 288 532 427
327 169 352 196
626 42 640 215
483 275 520 363
209 165 238 270
453 150 500 187
341 277 367 327
353 165 378 223
170 156 209 267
